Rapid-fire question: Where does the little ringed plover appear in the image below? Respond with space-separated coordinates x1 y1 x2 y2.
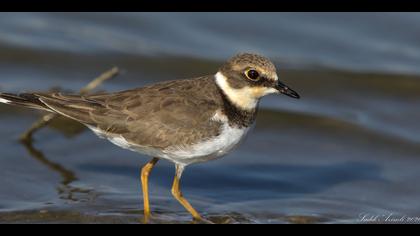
0 53 300 222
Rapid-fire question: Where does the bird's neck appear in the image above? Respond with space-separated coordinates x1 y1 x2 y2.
214 72 258 128
215 72 259 111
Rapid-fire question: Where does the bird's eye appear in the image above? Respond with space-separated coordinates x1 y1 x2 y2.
245 69 260 81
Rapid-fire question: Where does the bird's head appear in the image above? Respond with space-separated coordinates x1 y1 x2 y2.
216 53 300 111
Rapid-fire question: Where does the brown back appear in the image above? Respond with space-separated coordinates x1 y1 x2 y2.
37 76 225 149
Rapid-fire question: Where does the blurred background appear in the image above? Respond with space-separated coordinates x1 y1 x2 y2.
1 12 420 223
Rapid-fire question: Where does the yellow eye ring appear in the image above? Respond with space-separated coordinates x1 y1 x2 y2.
245 69 260 81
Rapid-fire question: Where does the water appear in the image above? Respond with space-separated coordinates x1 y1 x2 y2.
1 12 420 224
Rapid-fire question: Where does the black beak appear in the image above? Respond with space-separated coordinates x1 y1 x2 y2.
275 81 300 99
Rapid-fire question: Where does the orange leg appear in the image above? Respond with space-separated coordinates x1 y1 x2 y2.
140 157 159 223
171 164 203 221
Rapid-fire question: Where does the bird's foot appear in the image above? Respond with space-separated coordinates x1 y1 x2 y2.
192 217 215 224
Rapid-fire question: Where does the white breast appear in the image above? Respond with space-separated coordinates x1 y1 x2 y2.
163 111 252 165
86 111 253 166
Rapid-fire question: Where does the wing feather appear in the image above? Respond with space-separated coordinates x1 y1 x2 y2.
36 76 224 149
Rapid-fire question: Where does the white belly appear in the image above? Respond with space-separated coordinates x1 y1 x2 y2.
87 112 253 166
164 122 252 165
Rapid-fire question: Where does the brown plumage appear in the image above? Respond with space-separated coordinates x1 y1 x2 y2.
13 76 229 150
0 53 300 222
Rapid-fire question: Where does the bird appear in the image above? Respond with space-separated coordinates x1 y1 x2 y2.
0 53 300 223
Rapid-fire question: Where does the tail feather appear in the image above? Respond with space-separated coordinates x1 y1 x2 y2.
1 92 100 125
0 93 52 112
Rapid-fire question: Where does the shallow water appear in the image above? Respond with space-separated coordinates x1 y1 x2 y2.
1 13 420 224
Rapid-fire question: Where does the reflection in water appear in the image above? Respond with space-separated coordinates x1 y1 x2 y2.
1 13 420 223
20 138 96 203
14 68 118 203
